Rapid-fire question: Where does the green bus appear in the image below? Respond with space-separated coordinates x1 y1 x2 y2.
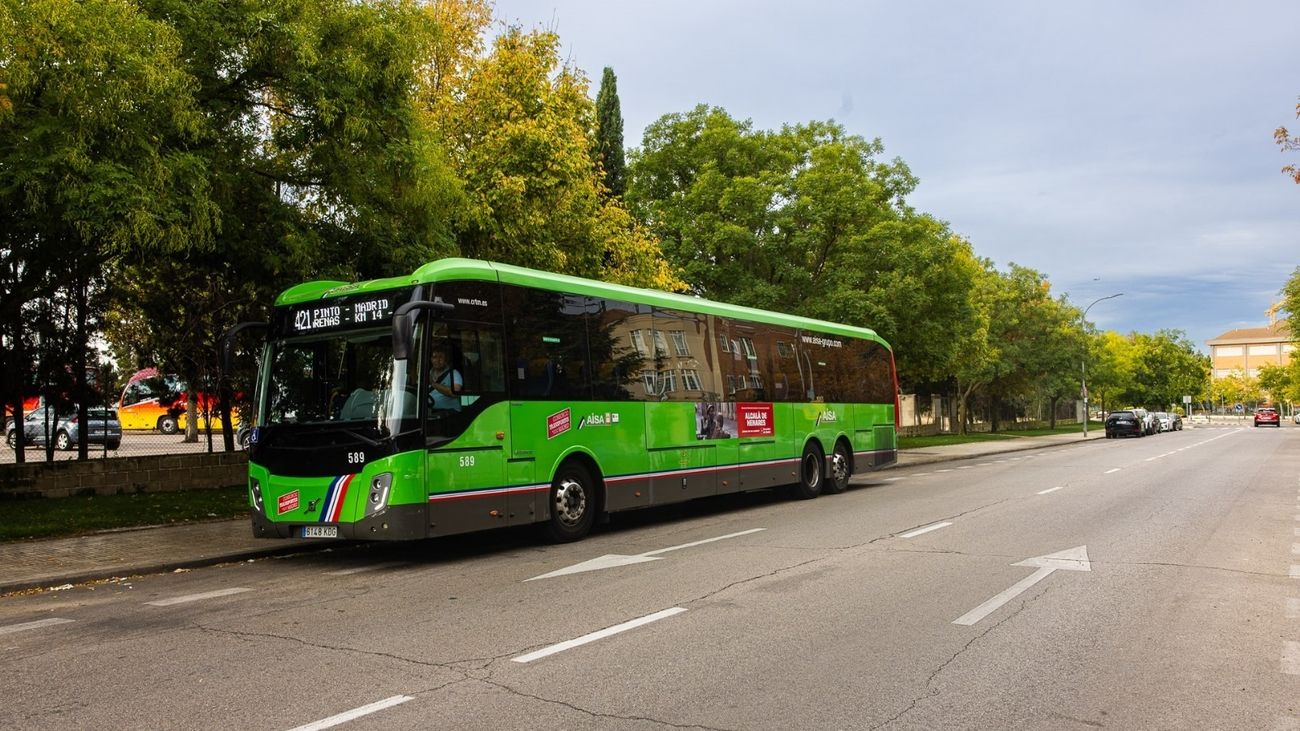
230 258 898 543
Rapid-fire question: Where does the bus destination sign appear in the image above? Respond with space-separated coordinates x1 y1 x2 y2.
282 289 413 335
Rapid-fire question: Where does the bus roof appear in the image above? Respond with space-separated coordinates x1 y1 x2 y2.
275 258 889 348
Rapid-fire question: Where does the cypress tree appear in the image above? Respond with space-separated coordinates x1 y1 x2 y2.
594 67 626 197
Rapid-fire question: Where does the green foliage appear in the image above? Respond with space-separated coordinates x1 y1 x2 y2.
594 67 627 197
1104 329 1209 409
421 22 676 288
626 107 974 382
1280 265 1300 341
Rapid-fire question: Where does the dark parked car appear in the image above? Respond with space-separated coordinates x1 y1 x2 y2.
1254 407 1280 428
5 407 122 450
1105 410 1145 438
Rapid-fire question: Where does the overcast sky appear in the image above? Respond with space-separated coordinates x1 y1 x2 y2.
493 0 1299 352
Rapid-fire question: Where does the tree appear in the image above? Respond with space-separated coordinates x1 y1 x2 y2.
100 0 468 445
420 21 676 288
594 67 626 198
1279 266 1300 342
626 107 978 384
1 0 220 457
1277 96 1300 184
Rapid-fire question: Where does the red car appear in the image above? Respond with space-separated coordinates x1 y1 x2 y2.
1254 407 1280 428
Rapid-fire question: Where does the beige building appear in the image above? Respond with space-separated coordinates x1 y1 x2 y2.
1206 319 1292 379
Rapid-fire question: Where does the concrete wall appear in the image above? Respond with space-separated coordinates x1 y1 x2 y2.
0 452 248 499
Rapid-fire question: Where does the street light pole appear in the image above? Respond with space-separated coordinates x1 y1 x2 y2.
1081 293 1124 437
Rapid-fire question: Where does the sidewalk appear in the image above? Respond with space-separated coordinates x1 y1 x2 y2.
0 430 1106 595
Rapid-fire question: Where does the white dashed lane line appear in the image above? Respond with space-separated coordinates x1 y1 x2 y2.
1104 468 1122 475
146 588 251 607
287 695 413 731
512 607 688 664
1284 642 1300 676
900 522 953 539
1036 486 1064 495
0 618 74 636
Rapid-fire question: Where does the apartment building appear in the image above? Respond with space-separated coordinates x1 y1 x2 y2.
1206 319 1292 379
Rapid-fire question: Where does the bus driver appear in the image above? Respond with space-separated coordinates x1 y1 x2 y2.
428 344 463 412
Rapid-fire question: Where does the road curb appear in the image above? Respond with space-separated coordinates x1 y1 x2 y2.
889 434 1104 469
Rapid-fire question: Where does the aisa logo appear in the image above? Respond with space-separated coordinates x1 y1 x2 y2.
578 412 620 429
815 410 839 426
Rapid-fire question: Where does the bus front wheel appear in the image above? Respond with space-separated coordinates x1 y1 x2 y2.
158 415 179 435
543 461 596 543
789 442 824 500
823 440 852 494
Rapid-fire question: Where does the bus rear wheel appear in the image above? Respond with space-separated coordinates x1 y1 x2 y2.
789 442 824 500
543 461 596 543
824 440 852 494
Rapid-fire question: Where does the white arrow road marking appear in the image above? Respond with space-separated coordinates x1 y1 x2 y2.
953 546 1091 626
512 607 687 663
525 529 765 581
287 695 412 731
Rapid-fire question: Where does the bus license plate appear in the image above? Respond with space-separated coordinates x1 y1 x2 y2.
301 526 338 539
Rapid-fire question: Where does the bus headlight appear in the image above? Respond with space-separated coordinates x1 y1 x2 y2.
365 473 392 517
250 478 264 514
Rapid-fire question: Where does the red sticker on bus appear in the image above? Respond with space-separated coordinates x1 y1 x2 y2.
737 403 775 437
277 490 300 515
547 408 572 439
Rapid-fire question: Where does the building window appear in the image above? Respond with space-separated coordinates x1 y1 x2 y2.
631 330 649 357
739 337 757 360
1248 345 1277 356
653 330 669 357
671 330 690 356
776 341 793 358
660 369 677 393
681 369 701 391
718 334 731 353
1215 346 1243 357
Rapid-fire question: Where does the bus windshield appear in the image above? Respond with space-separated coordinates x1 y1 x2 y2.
261 328 418 436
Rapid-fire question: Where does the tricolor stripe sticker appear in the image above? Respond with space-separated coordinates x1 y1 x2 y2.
321 475 355 523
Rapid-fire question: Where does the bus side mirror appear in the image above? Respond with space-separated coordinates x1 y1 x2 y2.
391 300 455 361
221 322 268 372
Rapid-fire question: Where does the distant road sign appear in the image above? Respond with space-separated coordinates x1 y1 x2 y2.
1182 395 1192 404
1234 403 1244 413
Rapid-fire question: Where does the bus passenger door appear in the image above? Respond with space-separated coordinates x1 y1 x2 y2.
423 314 511 537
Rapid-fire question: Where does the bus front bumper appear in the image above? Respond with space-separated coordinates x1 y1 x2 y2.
251 503 428 541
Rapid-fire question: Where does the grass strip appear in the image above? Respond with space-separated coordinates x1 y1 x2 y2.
899 422 1102 449
0 486 249 542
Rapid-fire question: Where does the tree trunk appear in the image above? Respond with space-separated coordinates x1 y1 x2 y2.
74 268 89 460
184 388 199 443
1049 395 1059 429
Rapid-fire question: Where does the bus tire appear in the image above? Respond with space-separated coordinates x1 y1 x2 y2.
824 439 852 494
542 461 597 543
789 442 824 500
158 415 179 435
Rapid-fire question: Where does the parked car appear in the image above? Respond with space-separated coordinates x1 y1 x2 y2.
1132 408 1157 435
1254 407 1280 428
1153 412 1173 432
1167 412 1183 431
4 407 121 450
1105 410 1144 438
1294 412 1300 425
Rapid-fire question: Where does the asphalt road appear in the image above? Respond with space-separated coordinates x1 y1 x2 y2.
2 425 1298 729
